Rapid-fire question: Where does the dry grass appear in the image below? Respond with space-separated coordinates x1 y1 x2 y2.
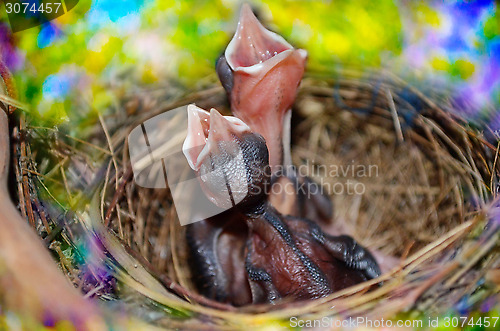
13 70 500 328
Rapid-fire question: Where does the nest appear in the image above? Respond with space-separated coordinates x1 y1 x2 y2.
13 69 500 329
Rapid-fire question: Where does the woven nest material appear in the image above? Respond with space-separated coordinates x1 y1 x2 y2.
13 69 500 329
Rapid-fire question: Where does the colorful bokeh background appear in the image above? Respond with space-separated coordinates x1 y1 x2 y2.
0 0 499 130
1 1 500 329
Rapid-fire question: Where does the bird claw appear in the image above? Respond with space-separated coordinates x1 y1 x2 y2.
327 235 381 280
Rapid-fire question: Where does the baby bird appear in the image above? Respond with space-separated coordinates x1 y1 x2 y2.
216 3 306 172
216 4 332 223
183 105 380 305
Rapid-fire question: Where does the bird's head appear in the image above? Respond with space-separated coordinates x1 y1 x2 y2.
216 4 307 172
182 104 270 211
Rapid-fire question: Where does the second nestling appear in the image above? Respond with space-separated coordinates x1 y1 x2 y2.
183 105 380 305
182 4 381 306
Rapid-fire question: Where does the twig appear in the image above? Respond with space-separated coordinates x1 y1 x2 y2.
385 88 404 143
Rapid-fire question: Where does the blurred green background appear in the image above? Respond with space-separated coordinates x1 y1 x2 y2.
0 0 499 126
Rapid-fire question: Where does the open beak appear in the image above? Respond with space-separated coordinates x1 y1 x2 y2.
217 4 307 171
182 104 253 209
183 104 251 171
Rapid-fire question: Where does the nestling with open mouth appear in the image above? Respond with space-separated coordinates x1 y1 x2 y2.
183 104 380 305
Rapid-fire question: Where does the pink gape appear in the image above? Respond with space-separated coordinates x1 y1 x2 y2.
182 104 263 210
217 4 332 223
217 4 307 172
